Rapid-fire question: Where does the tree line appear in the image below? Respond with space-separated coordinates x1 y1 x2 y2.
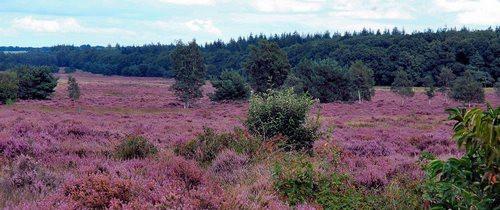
0 27 499 86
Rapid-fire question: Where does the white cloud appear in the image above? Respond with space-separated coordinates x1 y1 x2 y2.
435 0 500 25
251 0 325 13
158 0 216 5
185 19 222 35
332 9 412 20
12 16 136 35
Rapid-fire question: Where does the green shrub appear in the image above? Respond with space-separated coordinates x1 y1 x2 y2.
16 66 58 100
272 154 365 208
450 71 484 105
422 106 499 209
246 89 319 150
210 71 251 101
175 127 260 166
115 136 157 160
0 71 18 104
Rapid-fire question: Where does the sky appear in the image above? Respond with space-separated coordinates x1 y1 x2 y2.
0 0 499 47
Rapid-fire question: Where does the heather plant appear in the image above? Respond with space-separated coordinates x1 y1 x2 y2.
391 69 414 105
175 127 259 166
246 88 319 151
0 71 18 104
67 76 81 101
208 149 248 184
16 66 58 100
114 135 157 160
0 155 58 207
170 40 206 108
450 71 484 106
422 106 499 209
210 70 251 101
64 174 133 209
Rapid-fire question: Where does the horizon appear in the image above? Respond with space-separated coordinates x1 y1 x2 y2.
1 0 499 47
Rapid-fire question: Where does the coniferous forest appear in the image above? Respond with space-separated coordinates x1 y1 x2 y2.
1 27 499 86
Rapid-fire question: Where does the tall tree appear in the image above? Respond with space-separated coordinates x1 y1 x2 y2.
422 75 436 105
170 40 206 108
0 71 18 104
436 67 456 102
349 60 375 102
244 40 291 93
391 69 414 105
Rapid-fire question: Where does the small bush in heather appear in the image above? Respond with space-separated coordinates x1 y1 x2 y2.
67 76 81 101
16 66 58 100
64 174 132 209
272 154 364 208
246 88 319 150
210 70 251 101
0 71 18 104
114 136 157 160
175 127 259 166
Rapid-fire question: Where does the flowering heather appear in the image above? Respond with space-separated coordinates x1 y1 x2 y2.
0 72 498 208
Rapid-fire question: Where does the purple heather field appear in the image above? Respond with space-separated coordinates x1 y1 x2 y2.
0 72 498 209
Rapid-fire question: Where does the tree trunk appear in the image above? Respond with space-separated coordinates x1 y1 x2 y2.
358 90 361 104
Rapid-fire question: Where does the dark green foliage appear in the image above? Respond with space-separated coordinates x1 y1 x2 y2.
423 106 499 209
450 71 484 104
272 154 365 208
170 41 206 108
16 66 58 100
115 136 157 160
210 70 251 101
0 71 18 104
349 60 375 102
0 28 498 86
67 76 80 101
244 40 291 93
64 67 77 73
436 67 456 94
174 127 260 166
288 59 357 103
246 89 319 150
391 70 414 100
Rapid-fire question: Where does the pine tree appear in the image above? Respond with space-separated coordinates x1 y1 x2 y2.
170 40 206 108
0 71 18 104
67 76 80 101
391 70 414 105
244 40 291 93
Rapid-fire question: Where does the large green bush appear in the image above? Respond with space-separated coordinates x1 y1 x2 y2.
0 71 18 104
16 66 58 100
210 71 251 101
67 76 81 101
115 136 157 160
450 71 484 105
246 89 319 150
423 106 499 209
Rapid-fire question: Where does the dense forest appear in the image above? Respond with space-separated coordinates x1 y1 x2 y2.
1 27 499 86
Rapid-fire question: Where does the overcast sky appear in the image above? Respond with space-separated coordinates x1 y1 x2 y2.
0 0 499 47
